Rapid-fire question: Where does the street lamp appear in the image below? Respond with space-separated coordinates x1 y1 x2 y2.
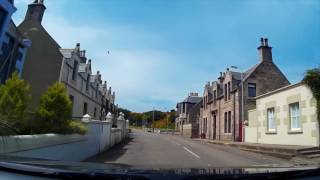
230 66 244 142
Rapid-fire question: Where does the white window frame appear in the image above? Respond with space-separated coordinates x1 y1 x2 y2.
267 108 276 132
289 102 300 131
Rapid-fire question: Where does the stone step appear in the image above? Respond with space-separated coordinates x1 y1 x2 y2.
298 150 320 155
304 154 320 159
239 148 294 160
297 147 320 152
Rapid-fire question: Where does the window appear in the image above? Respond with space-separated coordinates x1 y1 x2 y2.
213 90 217 105
267 108 275 132
224 84 227 101
72 61 78 80
94 107 97 118
228 111 231 133
83 102 88 115
69 95 74 104
289 103 300 131
182 103 185 113
0 8 8 34
228 82 231 100
69 95 74 113
86 75 90 91
224 112 228 133
248 83 256 97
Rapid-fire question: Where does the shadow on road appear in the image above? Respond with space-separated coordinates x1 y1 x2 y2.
83 134 134 163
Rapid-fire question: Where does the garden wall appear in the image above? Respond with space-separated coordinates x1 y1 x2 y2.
0 120 129 161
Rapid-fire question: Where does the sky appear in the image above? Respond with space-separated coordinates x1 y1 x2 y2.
13 0 320 112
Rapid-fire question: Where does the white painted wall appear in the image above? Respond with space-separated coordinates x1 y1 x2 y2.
0 120 129 161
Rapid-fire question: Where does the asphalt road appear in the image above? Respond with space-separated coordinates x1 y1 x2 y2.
85 130 294 168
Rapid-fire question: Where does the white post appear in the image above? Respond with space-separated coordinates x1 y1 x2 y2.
81 114 91 122
117 112 125 140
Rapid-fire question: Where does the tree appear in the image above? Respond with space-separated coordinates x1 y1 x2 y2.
302 67 320 146
37 82 72 133
0 72 31 132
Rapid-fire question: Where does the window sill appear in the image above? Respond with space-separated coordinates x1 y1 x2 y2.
288 130 303 134
265 131 277 135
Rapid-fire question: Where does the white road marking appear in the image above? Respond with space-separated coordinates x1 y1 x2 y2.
183 146 200 159
172 141 181 146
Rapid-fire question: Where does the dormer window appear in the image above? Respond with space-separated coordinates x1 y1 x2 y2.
224 84 227 101
228 82 231 100
86 74 90 91
248 83 256 97
72 61 78 80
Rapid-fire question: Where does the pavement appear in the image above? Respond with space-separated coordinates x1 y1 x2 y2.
84 129 310 168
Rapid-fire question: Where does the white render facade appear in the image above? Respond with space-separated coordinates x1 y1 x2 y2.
59 43 116 120
245 83 319 147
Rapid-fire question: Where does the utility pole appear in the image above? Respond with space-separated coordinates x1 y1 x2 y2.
164 107 168 133
152 107 155 133
231 66 245 142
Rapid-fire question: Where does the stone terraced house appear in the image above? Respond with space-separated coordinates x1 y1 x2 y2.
200 38 290 141
17 0 117 120
176 93 202 138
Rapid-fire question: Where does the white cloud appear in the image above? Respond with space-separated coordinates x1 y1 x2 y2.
13 2 186 111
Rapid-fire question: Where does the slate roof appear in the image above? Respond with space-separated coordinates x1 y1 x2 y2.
182 96 203 104
59 49 73 58
230 71 242 81
243 63 261 81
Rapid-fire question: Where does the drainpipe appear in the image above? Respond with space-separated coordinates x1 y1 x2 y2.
219 98 221 140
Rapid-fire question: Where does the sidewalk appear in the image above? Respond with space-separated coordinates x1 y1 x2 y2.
193 138 319 160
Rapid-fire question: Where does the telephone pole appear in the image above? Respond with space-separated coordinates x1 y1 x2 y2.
152 107 155 133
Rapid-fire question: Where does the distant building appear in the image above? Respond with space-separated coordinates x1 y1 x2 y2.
200 38 290 141
0 0 31 84
245 83 318 147
17 0 116 119
175 92 202 138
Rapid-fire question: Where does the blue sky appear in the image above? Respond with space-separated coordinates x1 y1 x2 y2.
13 0 320 112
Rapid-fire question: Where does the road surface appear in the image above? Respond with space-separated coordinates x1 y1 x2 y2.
85 130 294 168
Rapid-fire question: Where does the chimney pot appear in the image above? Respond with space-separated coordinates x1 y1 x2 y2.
260 37 264 45
264 38 268 46
257 38 272 62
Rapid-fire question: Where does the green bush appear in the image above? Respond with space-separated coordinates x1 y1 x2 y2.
66 120 87 135
0 72 31 134
303 67 320 146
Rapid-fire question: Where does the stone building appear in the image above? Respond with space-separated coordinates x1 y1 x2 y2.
245 83 318 146
175 93 202 137
200 38 290 141
0 0 31 84
17 0 116 120
60 44 116 120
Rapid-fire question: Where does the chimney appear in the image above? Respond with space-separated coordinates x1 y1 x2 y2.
257 37 272 62
24 0 46 24
75 43 80 52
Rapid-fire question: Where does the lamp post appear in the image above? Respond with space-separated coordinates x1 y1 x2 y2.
230 66 244 142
